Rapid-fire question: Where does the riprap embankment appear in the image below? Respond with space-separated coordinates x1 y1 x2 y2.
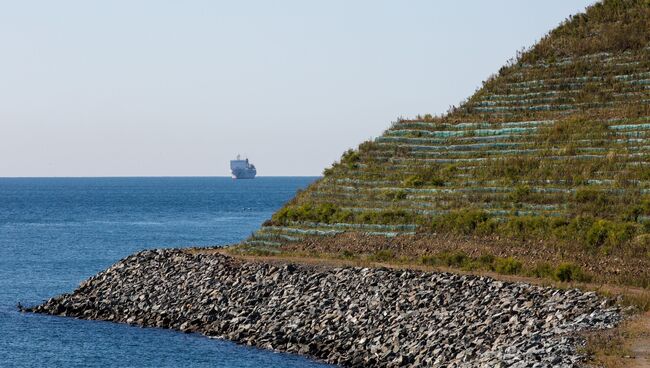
28 249 620 367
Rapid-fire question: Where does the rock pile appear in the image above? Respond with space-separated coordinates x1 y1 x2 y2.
28 249 620 367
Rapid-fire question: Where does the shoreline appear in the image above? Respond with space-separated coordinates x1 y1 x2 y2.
25 248 622 367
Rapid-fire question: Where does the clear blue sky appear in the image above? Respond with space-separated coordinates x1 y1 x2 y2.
0 0 595 177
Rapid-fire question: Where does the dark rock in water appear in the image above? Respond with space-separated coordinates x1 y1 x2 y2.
27 249 620 367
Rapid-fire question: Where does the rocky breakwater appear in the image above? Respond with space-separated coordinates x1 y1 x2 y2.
27 249 620 367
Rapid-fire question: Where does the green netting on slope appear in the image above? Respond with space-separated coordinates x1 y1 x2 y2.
246 7 650 250
386 127 538 138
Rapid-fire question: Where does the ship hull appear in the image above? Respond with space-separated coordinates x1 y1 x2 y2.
231 170 256 179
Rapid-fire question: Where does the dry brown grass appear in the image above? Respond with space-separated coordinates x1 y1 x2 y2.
583 311 650 368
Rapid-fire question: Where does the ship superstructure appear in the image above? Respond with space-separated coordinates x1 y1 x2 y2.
230 155 257 179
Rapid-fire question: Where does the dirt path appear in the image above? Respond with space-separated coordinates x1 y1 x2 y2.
630 311 650 368
195 247 650 297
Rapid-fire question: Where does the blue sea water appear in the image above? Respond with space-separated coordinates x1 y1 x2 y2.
0 177 333 368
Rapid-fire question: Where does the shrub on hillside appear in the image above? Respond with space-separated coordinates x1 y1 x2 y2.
369 249 396 263
509 185 532 204
273 203 354 224
586 219 638 252
401 167 445 188
554 263 590 282
575 187 610 206
322 167 334 176
419 255 438 267
623 199 650 222
341 149 361 169
530 263 554 279
439 251 470 268
359 209 414 225
495 257 523 275
402 175 425 187
402 174 445 187
381 190 407 201
503 216 551 239
477 253 496 268
430 209 491 235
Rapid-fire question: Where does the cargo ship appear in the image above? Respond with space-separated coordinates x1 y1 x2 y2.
230 155 257 179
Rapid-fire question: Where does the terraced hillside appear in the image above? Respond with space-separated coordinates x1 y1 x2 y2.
236 0 650 287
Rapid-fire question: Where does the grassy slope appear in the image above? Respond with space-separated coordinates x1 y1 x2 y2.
233 0 650 290
222 3 650 362
220 0 650 367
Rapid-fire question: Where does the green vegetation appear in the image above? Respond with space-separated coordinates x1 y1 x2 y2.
273 203 353 224
401 166 446 187
381 189 407 201
521 0 650 63
437 251 470 268
423 210 643 254
243 0 650 289
271 199 647 255
585 220 638 251
418 251 590 282
428 209 493 235
272 203 415 225
527 261 591 282
554 262 590 282
340 149 361 169
530 263 555 279
495 257 523 275
368 249 397 263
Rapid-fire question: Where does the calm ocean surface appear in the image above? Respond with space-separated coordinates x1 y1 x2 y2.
0 177 333 368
